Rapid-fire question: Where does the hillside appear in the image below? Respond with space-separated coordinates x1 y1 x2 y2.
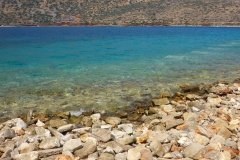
1 0 240 26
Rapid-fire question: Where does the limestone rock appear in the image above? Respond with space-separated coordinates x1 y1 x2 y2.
105 117 121 125
152 98 169 106
118 123 133 134
183 112 198 122
150 140 165 157
81 116 92 127
63 138 83 152
3 128 15 139
117 135 135 145
14 151 38 160
49 119 67 128
194 134 209 146
91 128 112 142
55 154 72 160
39 137 61 149
37 148 62 158
74 137 97 159
166 118 184 130
127 145 146 160
57 124 74 133
99 153 114 160
35 127 51 137
183 143 204 158
141 148 153 160
210 135 225 144
72 127 91 134
105 141 128 153
115 152 127 160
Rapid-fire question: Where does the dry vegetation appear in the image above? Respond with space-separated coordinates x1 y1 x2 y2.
0 0 240 26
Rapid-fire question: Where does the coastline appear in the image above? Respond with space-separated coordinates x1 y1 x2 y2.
0 78 240 159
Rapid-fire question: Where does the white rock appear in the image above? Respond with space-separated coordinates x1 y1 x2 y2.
111 129 127 140
118 124 133 134
36 119 45 127
39 137 61 149
90 113 101 122
72 127 91 134
4 118 27 130
35 127 51 137
101 124 112 130
178 137 193 147
14 151 38 160
115 152 127 160
18 142 30 151
63 138 83 152
57 124 75 133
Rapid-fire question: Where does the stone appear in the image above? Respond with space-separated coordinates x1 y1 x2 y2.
171 151 183 159
88 152 99 160
57 111 70 119
178 137 192 147
225 138 237 149
90 113 101 122
186 94 200 100
57 124 74 133
105 117 121 125
117 135 135 145
152 98 169 106
99 153 114 160
194 134 209 146
36 119 45 127
101 124 112 130
210 135 225 144
105 141 128 153
183 143 204 158
141 148 153 160
49 119 68 128
197 126 211 138
55 154 72 160
74 137 97 159
41 155 58 160
165 118 184 130
0 140 15 152
4 118 27 130
37 148 62 158
204 149 220 159
115 152 127 160
72 127 91 134
183 112 198 122
219 150 231 160
81 116 92 127
48 127 63 137
150 140 165 157
63 138 83 152
149 132 170 143
162 104 174 112
217 127 232 139
127 145 146 160
207 97 222 107
14 151 38 160
39 137 61 149
3 128 15 139
35 127 51 137
91 129 112 142
118 123 133 134
111 129 128 140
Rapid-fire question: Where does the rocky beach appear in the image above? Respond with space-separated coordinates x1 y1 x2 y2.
0 79 240 160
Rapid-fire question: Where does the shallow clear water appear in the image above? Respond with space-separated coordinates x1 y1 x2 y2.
0 26 240 117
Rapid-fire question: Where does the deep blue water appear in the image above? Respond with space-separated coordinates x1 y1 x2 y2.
0 26 240 117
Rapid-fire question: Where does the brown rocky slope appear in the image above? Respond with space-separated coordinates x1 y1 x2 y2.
1 0 240 26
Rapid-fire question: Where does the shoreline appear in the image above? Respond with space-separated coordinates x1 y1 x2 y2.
1 24 240 28
0 78 240 159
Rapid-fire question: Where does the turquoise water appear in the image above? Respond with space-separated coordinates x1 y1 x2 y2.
0 26 240 117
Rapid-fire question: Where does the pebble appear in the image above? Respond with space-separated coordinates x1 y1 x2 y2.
0 81 240 160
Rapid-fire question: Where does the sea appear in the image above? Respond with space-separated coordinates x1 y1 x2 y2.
0 26 240 118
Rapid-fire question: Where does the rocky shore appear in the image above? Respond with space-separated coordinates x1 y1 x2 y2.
0 79 240 160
